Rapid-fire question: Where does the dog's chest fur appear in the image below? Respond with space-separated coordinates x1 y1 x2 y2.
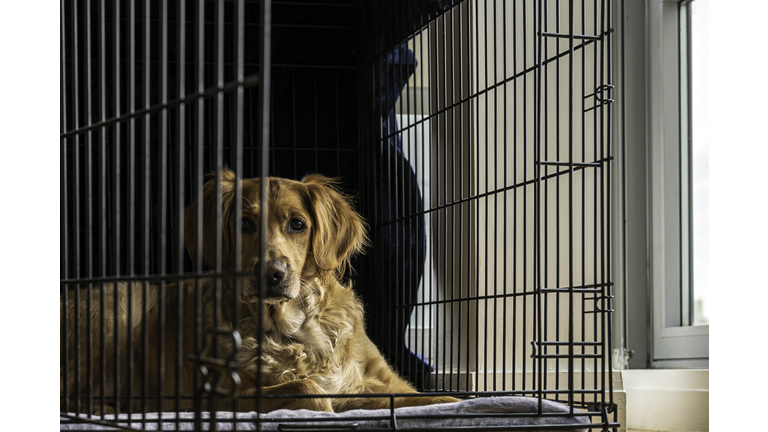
240 279 367 395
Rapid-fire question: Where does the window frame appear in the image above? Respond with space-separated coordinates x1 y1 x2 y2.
613 0 709 369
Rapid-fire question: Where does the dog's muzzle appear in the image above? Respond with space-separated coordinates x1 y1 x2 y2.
250 260 293 301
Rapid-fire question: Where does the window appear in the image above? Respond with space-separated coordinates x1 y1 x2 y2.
615 0 709 369
680 0 708 327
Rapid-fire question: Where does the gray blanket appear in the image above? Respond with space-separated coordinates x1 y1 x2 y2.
61 396 589 431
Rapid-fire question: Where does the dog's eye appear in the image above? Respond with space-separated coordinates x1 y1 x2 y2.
289 219 305 233
241 218 252 232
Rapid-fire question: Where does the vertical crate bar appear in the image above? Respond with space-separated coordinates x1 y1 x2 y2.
255 0 272 422
84 0 94 413
141 0 151 421
231 0 246 418
175 0 186 419
60 0 70 414
211 0 226 423
97 0 108 417
112 0 122 415
193 0 205 427
534 0 544 414
72 0 82 415
158 0 169 415
567 0 576 414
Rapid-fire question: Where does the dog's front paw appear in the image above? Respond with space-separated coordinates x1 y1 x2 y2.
91 404 117 417
429 395 461 405
392 394 461 409
240 385 334 413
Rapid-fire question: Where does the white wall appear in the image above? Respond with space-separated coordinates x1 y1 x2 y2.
623 369 709 432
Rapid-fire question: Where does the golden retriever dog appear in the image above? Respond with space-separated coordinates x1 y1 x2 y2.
61 169 458 415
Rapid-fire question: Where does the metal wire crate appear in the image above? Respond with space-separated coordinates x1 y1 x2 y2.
60 0 617 430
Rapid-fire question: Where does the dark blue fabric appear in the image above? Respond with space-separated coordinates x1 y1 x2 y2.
367 44 432 387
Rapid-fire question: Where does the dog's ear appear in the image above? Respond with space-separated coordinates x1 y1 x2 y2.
303 174 369 277
184 168 238 269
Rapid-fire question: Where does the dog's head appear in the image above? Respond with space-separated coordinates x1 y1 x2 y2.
184 169 368 304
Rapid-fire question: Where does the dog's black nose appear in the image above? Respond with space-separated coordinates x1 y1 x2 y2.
264 260 286 288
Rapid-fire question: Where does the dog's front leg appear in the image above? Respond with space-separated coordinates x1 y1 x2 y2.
239 379 333 413
390 394 461 409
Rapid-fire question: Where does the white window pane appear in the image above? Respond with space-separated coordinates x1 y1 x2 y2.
691 0 709 325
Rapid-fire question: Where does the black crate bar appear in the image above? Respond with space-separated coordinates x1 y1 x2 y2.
60 0 67 416
111 0 122 419
98 0 108 418
255 0 271 425
174 0 186 419
191 0 206 424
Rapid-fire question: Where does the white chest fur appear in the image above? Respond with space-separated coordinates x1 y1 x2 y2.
241 281 364 396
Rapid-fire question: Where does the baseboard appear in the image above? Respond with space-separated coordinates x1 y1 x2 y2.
621 369 708 432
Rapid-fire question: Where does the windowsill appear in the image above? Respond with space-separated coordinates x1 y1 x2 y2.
622 369 709 432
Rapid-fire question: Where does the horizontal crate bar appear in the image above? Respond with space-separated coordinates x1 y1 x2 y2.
541 31 602 41
60 74 261 138
533 341 602 346
538 161 602 167
378 157 613 227
531 354 603 359
59 270 256 286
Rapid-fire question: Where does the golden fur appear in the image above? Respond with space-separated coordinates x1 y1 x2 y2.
61 169 458 414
